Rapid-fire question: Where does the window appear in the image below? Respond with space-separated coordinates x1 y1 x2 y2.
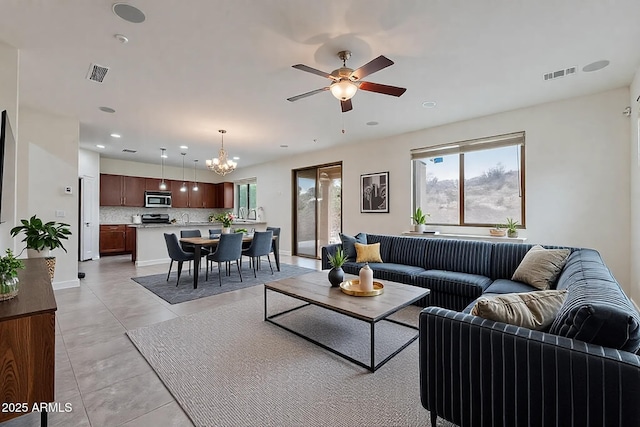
236 178 257 216
411 132 525 227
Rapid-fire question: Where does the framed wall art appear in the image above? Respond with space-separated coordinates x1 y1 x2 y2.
361 171 389 213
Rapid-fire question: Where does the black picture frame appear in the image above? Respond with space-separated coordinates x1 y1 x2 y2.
360 171 389 213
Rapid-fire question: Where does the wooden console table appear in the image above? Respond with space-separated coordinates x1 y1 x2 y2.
0 258 57 426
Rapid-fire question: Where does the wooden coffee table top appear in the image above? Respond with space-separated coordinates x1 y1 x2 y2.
265 271 429 322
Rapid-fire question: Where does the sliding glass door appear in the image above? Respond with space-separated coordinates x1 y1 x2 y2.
294 163 342 258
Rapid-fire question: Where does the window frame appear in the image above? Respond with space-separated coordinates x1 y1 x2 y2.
235 178 257 215
411 132 526 228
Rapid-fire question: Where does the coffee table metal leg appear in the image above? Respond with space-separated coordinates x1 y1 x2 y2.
370 322 375 371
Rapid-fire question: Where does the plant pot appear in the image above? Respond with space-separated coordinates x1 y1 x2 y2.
507 230 518 238
416 224 426 233
0 275 19 301
222 227 232 234
328 267 344 287
27 248 51 258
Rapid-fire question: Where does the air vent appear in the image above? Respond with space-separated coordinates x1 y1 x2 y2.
543 66 577 81
86 63 109 83
122 149 137 153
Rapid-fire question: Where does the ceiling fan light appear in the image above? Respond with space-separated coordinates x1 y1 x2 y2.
330 80 357 101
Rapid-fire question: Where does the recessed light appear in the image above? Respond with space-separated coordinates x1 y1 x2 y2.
110 133 121 138
280 144 288 148
233 156 240 160
179 145 188 149
99 106 116 113
366 121 379 126
112 3 146 23
583 60 610 73
96 144 105 149
114 34 129 44
422 101 437 108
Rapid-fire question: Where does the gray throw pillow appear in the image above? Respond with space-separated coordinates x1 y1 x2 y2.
471 290 568 330
339 232 367 262
512 245 570 290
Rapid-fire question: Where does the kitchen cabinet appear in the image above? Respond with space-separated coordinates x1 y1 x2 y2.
202 183 217 208
170 180 189 208
189 184 203 208
125 226 137 262
145 178 171 191
99 224 126 254
99 174 145 207
216 182 234 209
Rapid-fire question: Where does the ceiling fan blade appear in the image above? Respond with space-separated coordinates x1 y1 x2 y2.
292 64 334 79
358 81 406 97
350 55 394 80
287 87 329 102
340 99 353 113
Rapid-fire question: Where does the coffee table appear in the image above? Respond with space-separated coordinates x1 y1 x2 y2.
264 271 430 372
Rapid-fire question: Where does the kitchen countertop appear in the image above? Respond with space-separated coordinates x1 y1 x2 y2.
126 221 267 228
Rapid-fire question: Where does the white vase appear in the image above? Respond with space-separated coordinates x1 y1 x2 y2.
359 263 374 292
222 227 232 234
27 248 51 258
416 224 426 233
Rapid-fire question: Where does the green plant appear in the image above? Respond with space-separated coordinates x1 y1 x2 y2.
0 249 24 279
504 217 519 232
327 247 348 269
411 207 430 225
212 212 235 227
235 228 248 233
10 215 72 254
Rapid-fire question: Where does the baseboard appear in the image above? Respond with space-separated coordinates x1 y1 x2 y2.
280 250 291 256
53 278 80 290
136 258 170 267
633 298 639 313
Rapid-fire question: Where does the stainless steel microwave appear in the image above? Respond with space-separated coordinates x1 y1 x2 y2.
145 191 172 208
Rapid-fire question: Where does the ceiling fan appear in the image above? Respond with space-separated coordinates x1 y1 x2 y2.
287 50 406 113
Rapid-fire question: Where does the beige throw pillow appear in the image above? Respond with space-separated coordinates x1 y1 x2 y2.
471 290 568 330
512 245 571 290
354 242 383 263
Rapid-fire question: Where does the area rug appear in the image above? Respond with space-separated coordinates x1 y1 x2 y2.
127 293 458 427
131 263 316 304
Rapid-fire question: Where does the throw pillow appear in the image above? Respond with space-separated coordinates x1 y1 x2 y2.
339 232 367 261
354 242 383 263
512 245 571 290
471 290 568 330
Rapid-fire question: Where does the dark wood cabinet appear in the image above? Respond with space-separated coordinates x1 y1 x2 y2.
216 182 235 208
189 184 204 208
170 180 189 208
99 224 126 254
0 259 56 425
100 174 145 207
100 174 123 206
125 227 137 262
145 178 170 191
202 183 217 208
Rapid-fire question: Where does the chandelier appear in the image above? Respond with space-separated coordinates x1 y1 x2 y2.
206 129 237 176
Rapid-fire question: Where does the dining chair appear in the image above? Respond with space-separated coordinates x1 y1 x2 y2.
266 226 280 255
208 229 222 238
180 229 210 273
163 233 195 287
241 230 274 278
206 232 244 286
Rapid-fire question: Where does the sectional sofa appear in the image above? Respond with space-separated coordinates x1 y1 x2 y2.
321 233 640 427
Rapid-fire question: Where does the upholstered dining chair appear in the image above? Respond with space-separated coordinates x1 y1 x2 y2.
266 226 280 261
205 232 244 286
180 229 210 272
163 233 195 287
208 228 222 238
241 230 274 278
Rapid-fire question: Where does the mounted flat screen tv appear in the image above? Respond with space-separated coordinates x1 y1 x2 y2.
0 110 15 223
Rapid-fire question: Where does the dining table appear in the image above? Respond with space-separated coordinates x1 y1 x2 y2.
180 234 280 289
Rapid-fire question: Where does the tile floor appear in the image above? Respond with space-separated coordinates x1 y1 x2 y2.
1 254 320 427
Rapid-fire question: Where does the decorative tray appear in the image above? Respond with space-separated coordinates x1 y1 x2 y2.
339 279 384 297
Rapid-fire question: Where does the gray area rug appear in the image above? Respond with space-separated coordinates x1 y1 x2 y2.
132 263 315 304
127 293 458 427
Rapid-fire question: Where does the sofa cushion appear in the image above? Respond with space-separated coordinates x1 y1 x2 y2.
365 234 395 263
367 262 426 284
354 242 383 263
339 232 367 261
385 236 429 268
484 279 539 295
423 239 493 276
471 290 568 331
512 245 570 290
414 270 492 298
550 249 640 352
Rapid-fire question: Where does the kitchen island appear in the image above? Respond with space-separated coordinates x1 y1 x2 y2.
129 221 268 266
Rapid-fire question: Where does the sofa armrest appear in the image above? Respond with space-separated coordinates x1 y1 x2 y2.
320 243 342 270
419 306 640 427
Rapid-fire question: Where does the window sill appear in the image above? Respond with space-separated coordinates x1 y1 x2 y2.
402 231 527 244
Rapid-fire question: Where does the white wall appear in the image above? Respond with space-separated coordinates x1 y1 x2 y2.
0 41 18 251
629 69 640 304
100 157 222 183
238 87 632 289
17 107 79 289
79 148 100 260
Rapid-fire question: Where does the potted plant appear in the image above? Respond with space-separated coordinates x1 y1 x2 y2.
489 224 506 237
212 212 235 234
10 215 71 281
411 207 430 232
327 247 348 287
505 217 519 238
0 249 24 301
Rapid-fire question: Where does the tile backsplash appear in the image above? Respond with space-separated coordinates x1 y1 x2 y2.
100 206 228 224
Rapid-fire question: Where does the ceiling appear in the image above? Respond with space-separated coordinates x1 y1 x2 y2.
1 0 639 169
